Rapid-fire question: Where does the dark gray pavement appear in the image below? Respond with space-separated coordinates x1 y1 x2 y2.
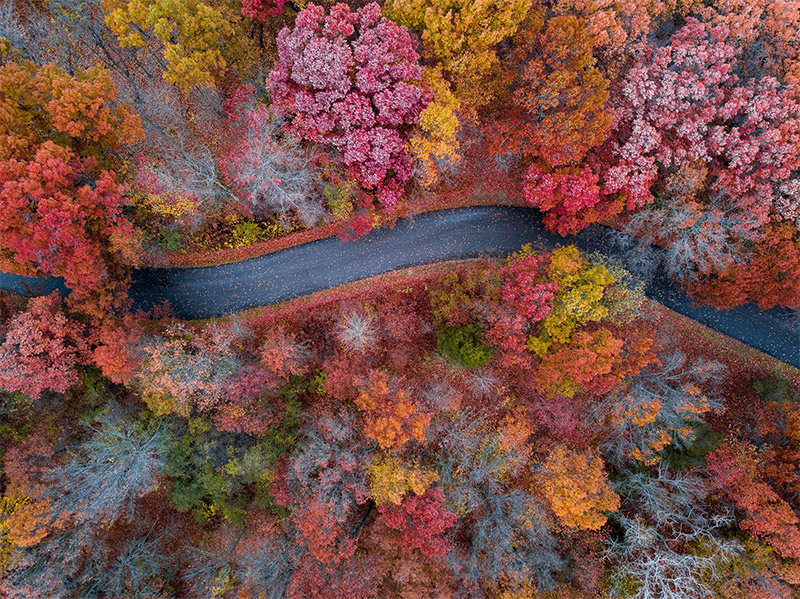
1 206 797 368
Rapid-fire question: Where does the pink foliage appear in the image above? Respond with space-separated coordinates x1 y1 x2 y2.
378 488 458 559
241 0 287 21
605 17 800 242
267 2 428 211
0 293 87 399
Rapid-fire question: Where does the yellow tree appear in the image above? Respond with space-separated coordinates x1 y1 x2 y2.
538 446 619 530
383 0 533 115
410 66 462 187
102 0 233 88
366 454 438 505
527 246 615 356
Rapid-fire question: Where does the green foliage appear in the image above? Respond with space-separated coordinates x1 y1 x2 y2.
587 252 646 324
161 377 307 524
158 229 184 252
224 389 301 516
661 422 723 470
74 367 121 425
436 324 493 368
323 181 356 221
0 390 33 443
753 375 796 404
161 418 248 525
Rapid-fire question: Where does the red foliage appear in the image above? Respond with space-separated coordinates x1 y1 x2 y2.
0 144 134 315
266 2 429 211
707 440 800 559
534 327 625 398
241 0 286 21
90 315 144 385
260 325 309 378
0 293 87 399
486 249 555 369
524 164 614 235
212 366 282 435
694 221 800 310
288 554 379 599
0 61 143 316
378 488 458 559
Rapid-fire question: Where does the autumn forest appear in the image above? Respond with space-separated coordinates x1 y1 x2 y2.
0 0 799 597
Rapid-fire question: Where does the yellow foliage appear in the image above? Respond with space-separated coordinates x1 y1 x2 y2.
366 454 438 505
102 0 233 88
538 446 619 530
383 0 532 111
133 190 199 220
410 66 462 187
528 246 614 356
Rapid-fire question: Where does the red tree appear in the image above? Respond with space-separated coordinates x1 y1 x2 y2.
241 0 286 21
694 221 800 310
706 440 800 560
0 61 143 316
377 487 458 559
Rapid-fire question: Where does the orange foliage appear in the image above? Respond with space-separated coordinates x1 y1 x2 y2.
489 15 612 167
355 371 430 450
534 327 624 398
4 498 51 548
538 446 620 530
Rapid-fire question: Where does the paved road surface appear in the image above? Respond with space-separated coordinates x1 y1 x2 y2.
1 207 797 368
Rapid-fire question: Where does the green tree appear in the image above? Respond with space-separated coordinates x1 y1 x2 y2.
436 323 493 368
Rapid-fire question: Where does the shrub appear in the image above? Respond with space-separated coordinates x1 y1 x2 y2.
436 324 493 368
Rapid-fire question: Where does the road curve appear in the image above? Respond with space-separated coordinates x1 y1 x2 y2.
1 206 797 368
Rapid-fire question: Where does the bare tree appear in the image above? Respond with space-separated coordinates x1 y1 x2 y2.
592 351 725 467
607 466 740 599
223 107 325 227
335 309 377 354
48 417 165 524
437 414 564 593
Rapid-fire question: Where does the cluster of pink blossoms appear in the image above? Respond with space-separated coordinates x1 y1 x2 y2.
267 2 429 211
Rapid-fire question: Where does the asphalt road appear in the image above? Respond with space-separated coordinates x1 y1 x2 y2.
1 206 797 368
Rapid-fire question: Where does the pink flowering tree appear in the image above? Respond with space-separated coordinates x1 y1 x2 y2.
266 2 429 211
0 293 87 399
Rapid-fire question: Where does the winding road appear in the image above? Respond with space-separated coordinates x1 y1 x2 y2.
1 206 798 368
